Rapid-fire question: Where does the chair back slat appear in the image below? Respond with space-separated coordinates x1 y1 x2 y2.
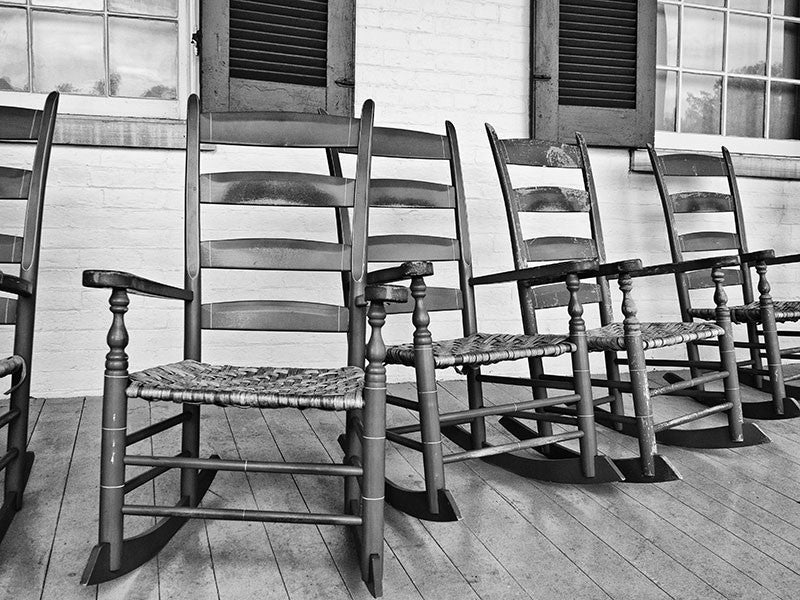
370 179 456 209
678 231 740 253
655 152 727 176
498 138 582 168
201 300 349 332
515 186 591 212
671 191 734 213
200 239 350 271
338 126 451 160
0 167 32 199
368 234 461 262
529 282 603 310
384 286 463 314
0 105 43 140
0 234 24 263
200 172 355 207
525 236 598 261
686 268 743 290
0 298 17 325
201 111 361 147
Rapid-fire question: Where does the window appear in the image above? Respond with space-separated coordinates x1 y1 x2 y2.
200 0 355 116
0 0 195 119
657 0 800 145
532 0 656 146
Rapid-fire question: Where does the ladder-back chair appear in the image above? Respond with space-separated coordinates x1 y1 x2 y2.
486 125 769 482
330 122 625 523
81 95 399 597
649 145 800 420
0 91 58 542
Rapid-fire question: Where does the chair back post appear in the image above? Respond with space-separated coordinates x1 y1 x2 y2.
722 146 755 304
13 90 58 367
184 93 202 361
446 121 478 337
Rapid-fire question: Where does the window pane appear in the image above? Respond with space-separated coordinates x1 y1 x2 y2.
681 73 722 134
772 20 800 79
656 70 678 131
729 0 769 12
657 3 679 67
728 14 767 75
727 78 765 137
692 0 725 6
109 0 179 17
770 82 800 138
774 1 800 17
109 17 178 99
32 11 104 95
31 0 104 9
683 8 724 70
0 7 29 91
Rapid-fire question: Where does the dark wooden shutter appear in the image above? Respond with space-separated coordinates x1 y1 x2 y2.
533 0 656 146
201 0 355 115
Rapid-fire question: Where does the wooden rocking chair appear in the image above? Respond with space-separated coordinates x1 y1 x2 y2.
0 91 58 542
485 125 769 482
329 122 626 523
81 95 399 597
648 145 800 420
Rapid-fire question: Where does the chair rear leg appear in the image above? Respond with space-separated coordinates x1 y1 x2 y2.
603 350 625 432
180 404 201 506
343 408 362 515
4 375 31 512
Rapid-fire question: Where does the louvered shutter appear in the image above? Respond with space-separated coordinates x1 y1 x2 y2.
532 0 656 147
201 0 355 115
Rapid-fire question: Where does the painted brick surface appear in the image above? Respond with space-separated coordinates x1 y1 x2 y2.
2 0 800 397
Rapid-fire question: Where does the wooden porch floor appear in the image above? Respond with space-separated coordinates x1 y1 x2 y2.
1 377 799 600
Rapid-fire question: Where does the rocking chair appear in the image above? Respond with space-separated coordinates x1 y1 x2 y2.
0 91 58 542
81 95 399 597
648 145 800 420
485 125 769 482
329 122 626 523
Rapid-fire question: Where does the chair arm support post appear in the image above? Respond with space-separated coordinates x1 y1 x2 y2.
712 268 745 438
99 288 131 571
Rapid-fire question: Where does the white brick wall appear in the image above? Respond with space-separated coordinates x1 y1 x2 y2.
2 0 800 397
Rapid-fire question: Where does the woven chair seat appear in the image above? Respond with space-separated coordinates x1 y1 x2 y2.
0 355 24 379
586 321 723 352
688 300 800 324
385 332 574 368
127 360 365 411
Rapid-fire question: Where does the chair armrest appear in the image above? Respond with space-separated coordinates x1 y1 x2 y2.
627 254 741 278
470 258 600 287
594 259 644 278
83 270 192 301
365 284 409 304
0 272 33 297
367 261 434 285
740 249 776 264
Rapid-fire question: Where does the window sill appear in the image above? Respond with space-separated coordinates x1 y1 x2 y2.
53 115 185 150
630 148 800 181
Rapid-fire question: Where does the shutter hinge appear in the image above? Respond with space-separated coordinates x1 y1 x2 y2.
191 30 201 56
335 78 355 88
532 74 551 80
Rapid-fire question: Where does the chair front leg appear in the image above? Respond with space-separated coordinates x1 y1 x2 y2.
714 269 744 440
755 262 787 415
99 288 131 571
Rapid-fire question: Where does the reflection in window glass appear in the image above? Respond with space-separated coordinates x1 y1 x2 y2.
656 3 679 67
770 82 800 138
772 20 800 79
656 71 677 131
0 8 29 91
31 0 103 9
727 78 765 137
109 0 178 18
32 11 104 95
682 8 724 70
681 74 722 134
729 0 769 12
729 15 767 75
109 17 177 98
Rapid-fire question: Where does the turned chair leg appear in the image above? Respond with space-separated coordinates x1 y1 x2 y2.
755 262 788 416
713 268 744 441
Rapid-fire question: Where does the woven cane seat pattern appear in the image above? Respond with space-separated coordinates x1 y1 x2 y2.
127 360 365 410
688 300 800 324
0 355 24 378
586 321 724 352
385 332 574 368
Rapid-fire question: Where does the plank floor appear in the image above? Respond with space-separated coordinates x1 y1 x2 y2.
1 376 799 600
